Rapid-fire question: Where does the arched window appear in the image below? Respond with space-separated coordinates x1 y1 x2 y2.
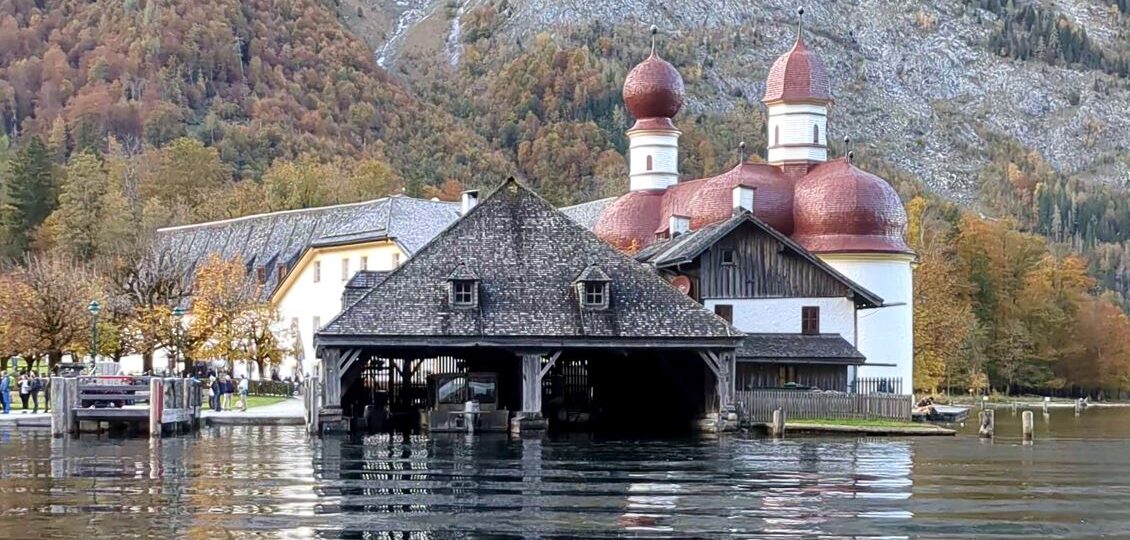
813 124 820 144
646 155 653 171
774 126 780 146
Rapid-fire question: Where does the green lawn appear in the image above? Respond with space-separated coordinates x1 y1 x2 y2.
243 395 288 409
4 391 47 412
789 417 922 429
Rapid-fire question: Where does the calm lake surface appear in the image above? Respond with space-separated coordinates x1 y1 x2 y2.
1 408 1129 539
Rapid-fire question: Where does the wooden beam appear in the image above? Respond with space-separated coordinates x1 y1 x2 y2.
538 350 563 380
339 348 361 378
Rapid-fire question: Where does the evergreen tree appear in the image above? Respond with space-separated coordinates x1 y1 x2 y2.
3 136 56 256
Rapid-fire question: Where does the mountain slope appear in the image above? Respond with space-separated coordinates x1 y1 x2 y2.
344 0 1130 200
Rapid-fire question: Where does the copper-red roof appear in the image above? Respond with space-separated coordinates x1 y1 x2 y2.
623 52 685 120
593 190 664 253
791 158 911 254
763 37 830 104
684 162 795 235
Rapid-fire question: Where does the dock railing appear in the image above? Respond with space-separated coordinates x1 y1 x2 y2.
736 389 912 423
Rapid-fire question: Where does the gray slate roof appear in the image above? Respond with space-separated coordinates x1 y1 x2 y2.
560 197 615 229
157 196 460 301
635 212 884 308
738 334 866 365
318 179 742 348
343 270 390 307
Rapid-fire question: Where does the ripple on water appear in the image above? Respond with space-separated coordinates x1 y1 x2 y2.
0 409 1128 539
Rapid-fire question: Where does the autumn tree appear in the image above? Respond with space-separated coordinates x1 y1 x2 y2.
189 254 286 373
10 253 99 368
46 150 133 259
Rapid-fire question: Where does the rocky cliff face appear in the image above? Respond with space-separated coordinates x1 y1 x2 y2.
340 0 1130 201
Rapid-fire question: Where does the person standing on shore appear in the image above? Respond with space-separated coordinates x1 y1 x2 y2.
30 373 42 413
18 374 31 412
0 371 11 414
238 376 249 412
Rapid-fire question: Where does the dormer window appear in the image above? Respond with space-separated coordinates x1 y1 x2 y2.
583 282 606 306
452 280 476 306
575 264 611 310
447 263 479 308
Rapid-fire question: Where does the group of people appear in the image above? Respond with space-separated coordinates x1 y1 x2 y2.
203 373 249 412
0 371 47 414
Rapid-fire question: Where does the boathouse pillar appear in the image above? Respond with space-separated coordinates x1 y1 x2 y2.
318 348 347 433
512 351 560 433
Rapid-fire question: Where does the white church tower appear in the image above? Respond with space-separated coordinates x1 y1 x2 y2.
772 9 916 389
622 26 685 191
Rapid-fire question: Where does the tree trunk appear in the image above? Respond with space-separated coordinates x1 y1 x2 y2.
255 358 266 381
142 351 154 375
48 350 63 370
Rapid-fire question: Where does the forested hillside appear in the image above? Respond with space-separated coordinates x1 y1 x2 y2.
2 0 1130 396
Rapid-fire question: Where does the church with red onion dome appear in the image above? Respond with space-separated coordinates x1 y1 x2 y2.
569 10 915 389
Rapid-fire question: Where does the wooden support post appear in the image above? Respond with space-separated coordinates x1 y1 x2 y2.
1022 410 1034 442
1042 397 1049 413
521 354 542 415
149 377 164 438
979 409 994 439
49 377 70 438
1074 398 1084 415
771 408 785 438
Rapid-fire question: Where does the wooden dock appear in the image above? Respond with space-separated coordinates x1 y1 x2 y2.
50 376 203 438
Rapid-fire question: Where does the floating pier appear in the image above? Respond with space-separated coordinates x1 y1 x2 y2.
50 376 202 438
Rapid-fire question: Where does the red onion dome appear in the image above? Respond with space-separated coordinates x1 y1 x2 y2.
763 36 831 104
623 52 685 120
593 190 664 253
791 158 911 254
684 162 795 234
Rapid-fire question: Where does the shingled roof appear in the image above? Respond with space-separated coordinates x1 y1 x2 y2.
317 178 742 349
560 197 615 230
738 334 865 365
635 211 884 309
156 196 460 301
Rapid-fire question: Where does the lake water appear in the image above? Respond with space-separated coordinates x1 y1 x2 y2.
1 408 1128 539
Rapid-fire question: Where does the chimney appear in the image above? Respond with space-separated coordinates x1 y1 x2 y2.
669 214 690 237
732 185 755 215
460 190 479 215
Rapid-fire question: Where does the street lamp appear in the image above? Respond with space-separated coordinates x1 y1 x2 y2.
172 306 185 374
87 300 101 370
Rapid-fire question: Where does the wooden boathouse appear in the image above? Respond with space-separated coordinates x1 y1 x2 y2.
313 178 743 434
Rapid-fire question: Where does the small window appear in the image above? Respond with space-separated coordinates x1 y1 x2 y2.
313 261 321 283
721 249 736 266
312 316 321 334
583 282 606 307
802 306 820 335
360 256 368 271
341 258 350 281
714 304 733 323
256 266 266 284
452 280 476 306
813 124 820 144
646 155 653 171
774 125 779 146
277 263 287 281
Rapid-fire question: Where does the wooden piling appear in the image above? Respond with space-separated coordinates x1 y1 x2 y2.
978 409 994 439
770 408 785 438
1022 410 1034 442
1042 397 1049 413
49 377 70 438
1074 398 1084 415
149 378 163 438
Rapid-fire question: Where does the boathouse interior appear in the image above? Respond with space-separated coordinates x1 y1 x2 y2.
335 347 713 434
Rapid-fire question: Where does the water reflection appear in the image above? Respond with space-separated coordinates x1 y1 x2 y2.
0 409 1128 538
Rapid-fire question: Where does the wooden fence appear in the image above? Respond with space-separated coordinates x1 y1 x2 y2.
736 389 912 423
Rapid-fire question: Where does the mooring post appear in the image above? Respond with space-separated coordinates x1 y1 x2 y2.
771 408 785 438
981 395 988 410
1022 410 1034 442
1074 398 1084 415
978 409 994 439
149 377 163 438
49 377 69 438
1042 396 1049 413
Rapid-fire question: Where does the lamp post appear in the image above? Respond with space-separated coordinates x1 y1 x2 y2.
172 306 185 375
87 300 101 371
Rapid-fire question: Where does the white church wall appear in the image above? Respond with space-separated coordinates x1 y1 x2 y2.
703 297 855 343
819 254 914 386
766 102 827 164
628 130 680 191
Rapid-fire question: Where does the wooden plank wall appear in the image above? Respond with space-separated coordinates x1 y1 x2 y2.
737 363 849 392
735 389 912 422
699 224 850 299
